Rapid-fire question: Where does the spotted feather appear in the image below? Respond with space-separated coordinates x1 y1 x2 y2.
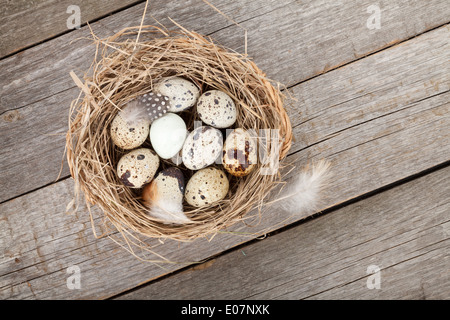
119 92 170 125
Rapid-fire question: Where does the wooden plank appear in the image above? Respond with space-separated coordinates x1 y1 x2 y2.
116 165 450 300
0 0 140 58
1 0 449 201
0 25 449 299
0 0 292 114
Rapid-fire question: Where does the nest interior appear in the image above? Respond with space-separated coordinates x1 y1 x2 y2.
66 25 293 245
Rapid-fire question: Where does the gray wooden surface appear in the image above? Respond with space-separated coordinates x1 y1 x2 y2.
0 0 141 58
1 0 450 203
117 166 450 300
0 0 449 300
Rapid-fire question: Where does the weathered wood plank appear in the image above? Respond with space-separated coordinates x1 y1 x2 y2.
116 165 450 300
0 0 141 58
0 0 291 114
0 25 449 299
1 0 449 201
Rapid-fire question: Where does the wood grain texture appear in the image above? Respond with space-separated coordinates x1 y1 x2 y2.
0 0 141 58
1 0 449 202
116 165 450 300
0 25 449 299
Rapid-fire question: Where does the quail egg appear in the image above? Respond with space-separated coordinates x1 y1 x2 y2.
154 76 200 112
197 90 237 128
182 126 223 170
222 128 258 177
185 167 229 207
116 148 159 188
150 113 188 159
110 113 150 150
141 167 190 224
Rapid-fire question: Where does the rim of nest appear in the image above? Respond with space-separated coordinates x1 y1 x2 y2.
65 24 293 248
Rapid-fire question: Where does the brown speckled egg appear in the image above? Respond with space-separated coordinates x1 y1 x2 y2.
110 113 150 150
142 167 185 203
197 90 237 128
117 148 159 188
154 76 200 112
185 167 229 207
222 128 257 177
182 126 223 170
141 167 190 224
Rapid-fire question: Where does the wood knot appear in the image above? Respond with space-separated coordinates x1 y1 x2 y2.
2 110 23 123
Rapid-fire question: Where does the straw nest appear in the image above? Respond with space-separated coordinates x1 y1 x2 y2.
66 24 293 250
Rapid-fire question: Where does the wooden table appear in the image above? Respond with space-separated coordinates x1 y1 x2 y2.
1 0 449 300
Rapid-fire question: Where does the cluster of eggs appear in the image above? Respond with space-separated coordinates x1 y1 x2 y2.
111 76 257 217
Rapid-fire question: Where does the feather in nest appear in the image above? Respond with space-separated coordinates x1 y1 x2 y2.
141 168 192 224
119 92 170 125
271 160 331 214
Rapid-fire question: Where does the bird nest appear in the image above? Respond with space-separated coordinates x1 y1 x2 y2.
66 23 293 259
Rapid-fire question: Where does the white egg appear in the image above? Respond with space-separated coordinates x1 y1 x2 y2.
185 167 229 207
110 113 150 150
182 126 223 170
197 90 237 128
116 148 159 188
150 113 187 159
154 76 200 112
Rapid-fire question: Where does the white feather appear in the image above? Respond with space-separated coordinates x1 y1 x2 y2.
147 199 192 225
119 99 149 125
273 160 330 214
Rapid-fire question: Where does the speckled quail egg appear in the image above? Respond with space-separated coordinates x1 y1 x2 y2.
185 167 229 207
141 167 190 224
150 113 187 159
182 126 223 170
222 128 258 177
154 76 200 112
110 113 150 150
197 90 237 128
116 148 159 188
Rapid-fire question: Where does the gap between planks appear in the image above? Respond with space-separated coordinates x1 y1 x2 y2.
114 164 450 300
1 19 449 203
0 5 448 300
0 1 448 202
2 24 447 206
0 0 145 60
0 26 448 298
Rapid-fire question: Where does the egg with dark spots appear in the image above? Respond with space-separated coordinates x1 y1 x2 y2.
142 167 192 224
197 90 236 128
222 128 257 177
185 167 229 207
142 167 185 208
182 126 223 170
154 77 200 112
116 148 159 188
110 113 150 150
